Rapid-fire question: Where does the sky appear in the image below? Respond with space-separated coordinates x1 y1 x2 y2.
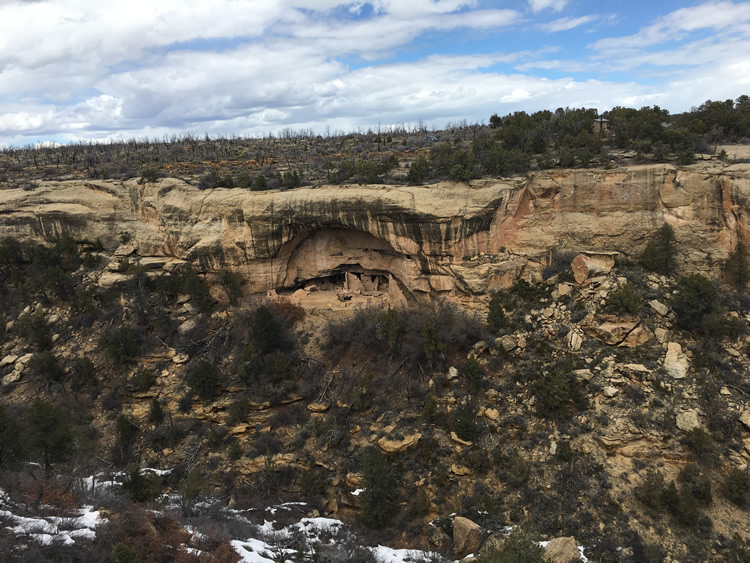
1 0 749 146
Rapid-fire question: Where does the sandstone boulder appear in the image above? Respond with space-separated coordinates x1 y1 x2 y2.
450 431 473 446
676 410 701 432
649 299 669 316
739 410 750 430
544 536 581 563
177 319 197 335
583 318 640 345
377 432 421 453
571 252 617 285
452 516 483 557
567 330 583 351
497 335 518 352
664 342 689 379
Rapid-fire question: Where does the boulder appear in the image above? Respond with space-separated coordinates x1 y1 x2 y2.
739 410 750 431
2 370 21 386
676 410 701 432
177 319 197 335
452 516 483 557
450 431 473 446
447 366 459 381
0 354 18 368
567 330 583 351
557 283 573 297
664 342 689 379
572 368 593 383
544 536 581 563
450 464 473 476
497 335 518 352
649 300 669 316
620 324 653 348
571 252 617 285
654 327 670 344
377 432 421 453
483 407 500 422
583 319 640 345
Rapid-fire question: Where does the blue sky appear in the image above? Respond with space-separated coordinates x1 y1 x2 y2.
0 0 749 146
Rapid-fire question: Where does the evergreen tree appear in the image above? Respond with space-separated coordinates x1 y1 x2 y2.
24 400 74 471
640 222 677 275
361 447 398 528
725 242 749 290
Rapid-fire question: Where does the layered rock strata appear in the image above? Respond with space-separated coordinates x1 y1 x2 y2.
0 163 747 298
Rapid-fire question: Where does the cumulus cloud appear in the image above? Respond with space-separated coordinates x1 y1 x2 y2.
0 0 748 145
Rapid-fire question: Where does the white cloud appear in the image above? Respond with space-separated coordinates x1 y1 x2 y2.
590 0 750 52
528 0 567 14
541 15 597 32
0 1 749 145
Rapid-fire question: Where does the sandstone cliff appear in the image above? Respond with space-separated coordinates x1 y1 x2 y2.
0 163 748 297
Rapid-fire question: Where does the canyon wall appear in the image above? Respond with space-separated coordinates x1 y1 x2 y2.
0 163 748 297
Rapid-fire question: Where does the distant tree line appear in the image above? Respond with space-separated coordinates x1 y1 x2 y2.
1 94 750 190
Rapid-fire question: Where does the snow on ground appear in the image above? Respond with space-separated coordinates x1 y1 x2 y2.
2 474 593 561
0 491 104 549
371 545 447 562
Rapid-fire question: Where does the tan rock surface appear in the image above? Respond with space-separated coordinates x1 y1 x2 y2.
0 164 748 298
544 536 581 563
377 432 421 453
452 516 483 557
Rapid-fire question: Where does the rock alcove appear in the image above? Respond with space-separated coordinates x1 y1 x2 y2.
275 228 423 304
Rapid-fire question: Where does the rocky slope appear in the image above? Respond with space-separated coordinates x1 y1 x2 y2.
0 163 748 299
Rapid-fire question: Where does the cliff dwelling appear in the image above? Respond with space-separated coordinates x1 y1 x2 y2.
274 228 418 306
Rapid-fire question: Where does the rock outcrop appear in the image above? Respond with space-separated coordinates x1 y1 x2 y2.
0 163 748 298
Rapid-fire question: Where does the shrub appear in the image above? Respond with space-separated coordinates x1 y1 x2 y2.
251 305 283 355
226 396 251 426
218 267 243 305
725 242 749 290
640 223 676 275
422 316 447 369
130 368 156 392
487 293 509 333
478 526 545 563
0 405 24 468
149 399 165 425
503 454 530 487
139 167 161 183
110 543 139 563
186 359 220 401
678 464 712 505
721 468 750 507
24 400 75 470
120 466 162 503
607 283 642 315
463 357 485 393
529 359 587 419
453 402 480 442
70 356 97 396
671 274 719 333
15 310 52 351
29 350 65 385
179 267 213 312
406 156 430 184
99 325 140 364
636 469 666 510
683 427 715 463
361 447 398 528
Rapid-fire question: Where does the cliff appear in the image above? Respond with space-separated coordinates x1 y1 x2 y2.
0 163 748 298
